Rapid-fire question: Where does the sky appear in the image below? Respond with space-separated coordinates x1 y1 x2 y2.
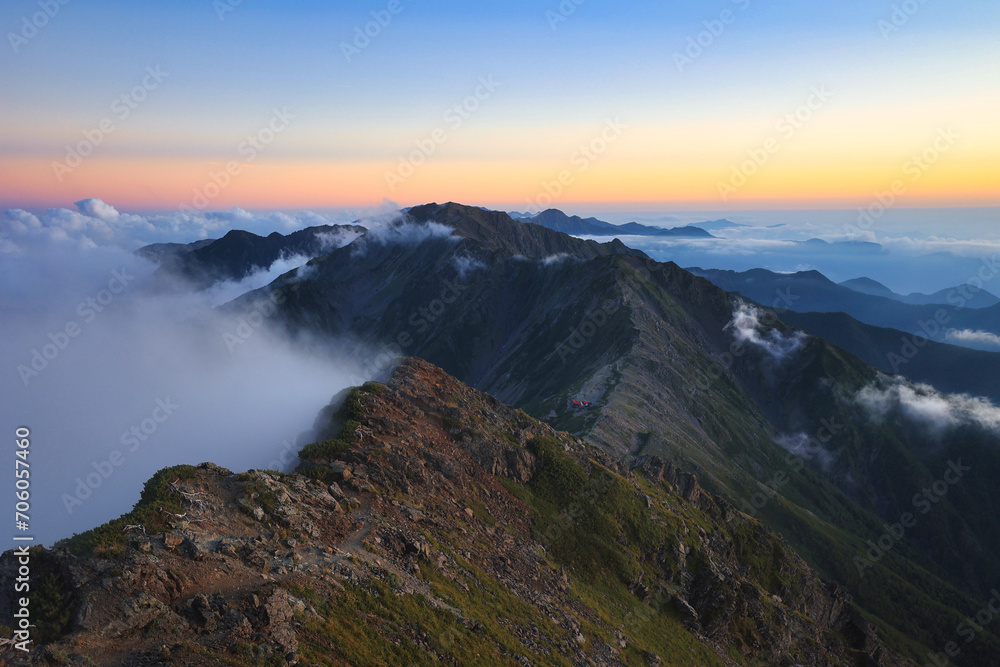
1 0 998 213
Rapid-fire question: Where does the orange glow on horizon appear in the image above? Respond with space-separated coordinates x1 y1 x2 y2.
0 154 996 213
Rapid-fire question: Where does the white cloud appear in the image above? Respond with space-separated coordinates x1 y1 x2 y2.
452 255 486 280
202 254 314 307
352 219 457 258
75 197 121 222
725 302 807 361
1 198 368 252
856 376 1000 434
0 238 377 547
541 253 572 266
944 329 1000 352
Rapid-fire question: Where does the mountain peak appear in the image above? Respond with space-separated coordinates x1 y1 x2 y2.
405 202 646 260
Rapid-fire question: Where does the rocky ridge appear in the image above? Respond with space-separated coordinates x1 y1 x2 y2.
2 359 910 666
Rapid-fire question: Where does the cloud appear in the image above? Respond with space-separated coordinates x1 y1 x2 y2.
541 253 572 266
856 376 1000 434
452 255 486 280
369 221 455 246
1 198 368 253
351 218 457 259
317 227 365 252
75 197 121 222
944 328 1000 352
0 227 378 548
725 302 807 361
202 254 315 307
774 432 836 471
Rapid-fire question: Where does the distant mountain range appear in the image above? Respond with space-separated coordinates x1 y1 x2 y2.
685 219 749 232
513 208 715 238
841 276 1000 309
689 266 1000 339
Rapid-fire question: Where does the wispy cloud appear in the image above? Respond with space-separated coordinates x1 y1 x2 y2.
856 376 1000 434
944 328 1000 352
775 432 836 471
726 302 807 361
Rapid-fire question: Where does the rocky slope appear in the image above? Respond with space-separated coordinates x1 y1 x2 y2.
2 360 910 666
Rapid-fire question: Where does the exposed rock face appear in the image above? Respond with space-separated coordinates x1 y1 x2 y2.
1 359 911 666
630 456 701 502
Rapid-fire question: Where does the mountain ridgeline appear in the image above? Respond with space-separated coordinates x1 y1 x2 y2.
515 208 716 238
222 203 1000 664
15 203 1000 665
149 223 364 291
688 266 1000 339
5 360 915 665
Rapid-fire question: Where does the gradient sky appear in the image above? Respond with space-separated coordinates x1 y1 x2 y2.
1 0 997 212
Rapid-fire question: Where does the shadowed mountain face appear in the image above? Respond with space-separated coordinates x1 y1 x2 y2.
689 266 1000 340
779 309 1000 403
146 224 364 290
213 202 1000 664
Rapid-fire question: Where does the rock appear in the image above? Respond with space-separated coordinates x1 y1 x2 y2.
182 536 208 560
261 589 300 655
678 473 700 503
505 449 536 483
330 461 353 481
197 462 233 476
671 595 702 632
163 533 184 550
401 506 425 521
103 592 185 638
328 482 345 498
348 477 376 493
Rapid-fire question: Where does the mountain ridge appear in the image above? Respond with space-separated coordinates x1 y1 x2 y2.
6 359 913 666
516 208 715 239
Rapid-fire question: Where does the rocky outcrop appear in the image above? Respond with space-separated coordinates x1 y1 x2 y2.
631 455 701 502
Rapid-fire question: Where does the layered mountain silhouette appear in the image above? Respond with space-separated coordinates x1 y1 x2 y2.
515 208 715 238
685 218 748 232
841 276 1000 309
689 266 1000 340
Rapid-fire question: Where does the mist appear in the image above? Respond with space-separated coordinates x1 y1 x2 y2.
725 302 807 362
774 432 837 472
855 376 1000 434
0 227 372 548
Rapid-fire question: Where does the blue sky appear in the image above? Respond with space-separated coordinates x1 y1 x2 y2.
1 0 997 210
